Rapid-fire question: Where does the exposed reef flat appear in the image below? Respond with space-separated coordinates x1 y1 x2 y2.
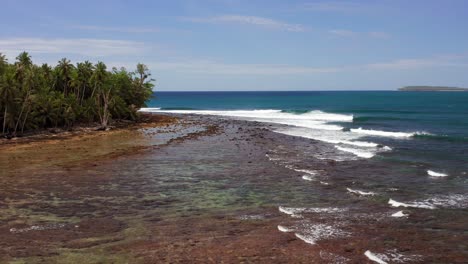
0 114 466 263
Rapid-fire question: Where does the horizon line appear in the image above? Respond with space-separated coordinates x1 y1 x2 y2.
153 89 398 92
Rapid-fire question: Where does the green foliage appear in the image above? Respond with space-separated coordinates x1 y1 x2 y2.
0 52 154 136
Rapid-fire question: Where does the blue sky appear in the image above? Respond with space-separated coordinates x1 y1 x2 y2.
1 0 468 91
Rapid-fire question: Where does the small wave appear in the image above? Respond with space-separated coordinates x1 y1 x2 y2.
279 206 306 217
277 225 293 232
285 166 318 175
423 194 468 209
335 146 375 158
138 107 161 112
391 211 408 218
388 199 436 209
340 140 379 147
346 187 376 196
302 175 315 181
366 249 423 263
389 194 468 210
427 170 448 177
294 223 350 245
365 250 388 264
278 206 346 217
351 128 416 138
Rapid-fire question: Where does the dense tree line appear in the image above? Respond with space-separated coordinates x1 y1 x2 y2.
0 52 154 137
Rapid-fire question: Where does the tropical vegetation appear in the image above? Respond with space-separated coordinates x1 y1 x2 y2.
0 52 154 137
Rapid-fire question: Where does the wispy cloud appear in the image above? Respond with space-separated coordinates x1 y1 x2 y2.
364 55 468 70
329 29 391 39
329 29 357 37
303 1 365 13
141 54 468 75
0 38 146 57
182 15 305 32
73 25 160 33
142 60 338 75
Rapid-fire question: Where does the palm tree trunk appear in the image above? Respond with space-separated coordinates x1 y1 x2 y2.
3 105 7 135
21 105 31 134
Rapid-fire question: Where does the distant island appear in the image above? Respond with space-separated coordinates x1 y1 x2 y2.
399 86 468 91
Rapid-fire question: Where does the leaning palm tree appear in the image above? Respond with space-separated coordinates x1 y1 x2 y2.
91 62 112 128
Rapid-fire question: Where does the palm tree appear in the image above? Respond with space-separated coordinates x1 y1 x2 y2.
91 62 112 128
56 58 74 96
14 51 32 85
73 61 94 105
0 70 17 135
0 53 7 75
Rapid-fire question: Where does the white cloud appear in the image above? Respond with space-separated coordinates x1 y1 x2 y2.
73 25 160 33
0 38 145 58
183 15 305 32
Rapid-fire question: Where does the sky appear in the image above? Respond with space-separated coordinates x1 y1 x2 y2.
1 0 468 91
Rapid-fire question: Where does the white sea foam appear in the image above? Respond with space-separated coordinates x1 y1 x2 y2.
366 249 423 263
279 206 346 216
427 170 448 177
140 109 352 130
294 223 349 245
285 165 318 175
388 199 436 209
365 250 388 264
423 194 468 208
278 206 307 217
346 187 376 196
391 211 408 218
277 225 293 232
141 108 404 160
351 128 414 138
335 146 375 158
302 175 315 181
139 107 160 111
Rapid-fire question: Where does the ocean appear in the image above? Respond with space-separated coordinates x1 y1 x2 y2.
143 91 468 261
147 91 468 168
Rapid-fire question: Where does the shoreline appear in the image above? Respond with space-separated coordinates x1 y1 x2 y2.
0 114 179 148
